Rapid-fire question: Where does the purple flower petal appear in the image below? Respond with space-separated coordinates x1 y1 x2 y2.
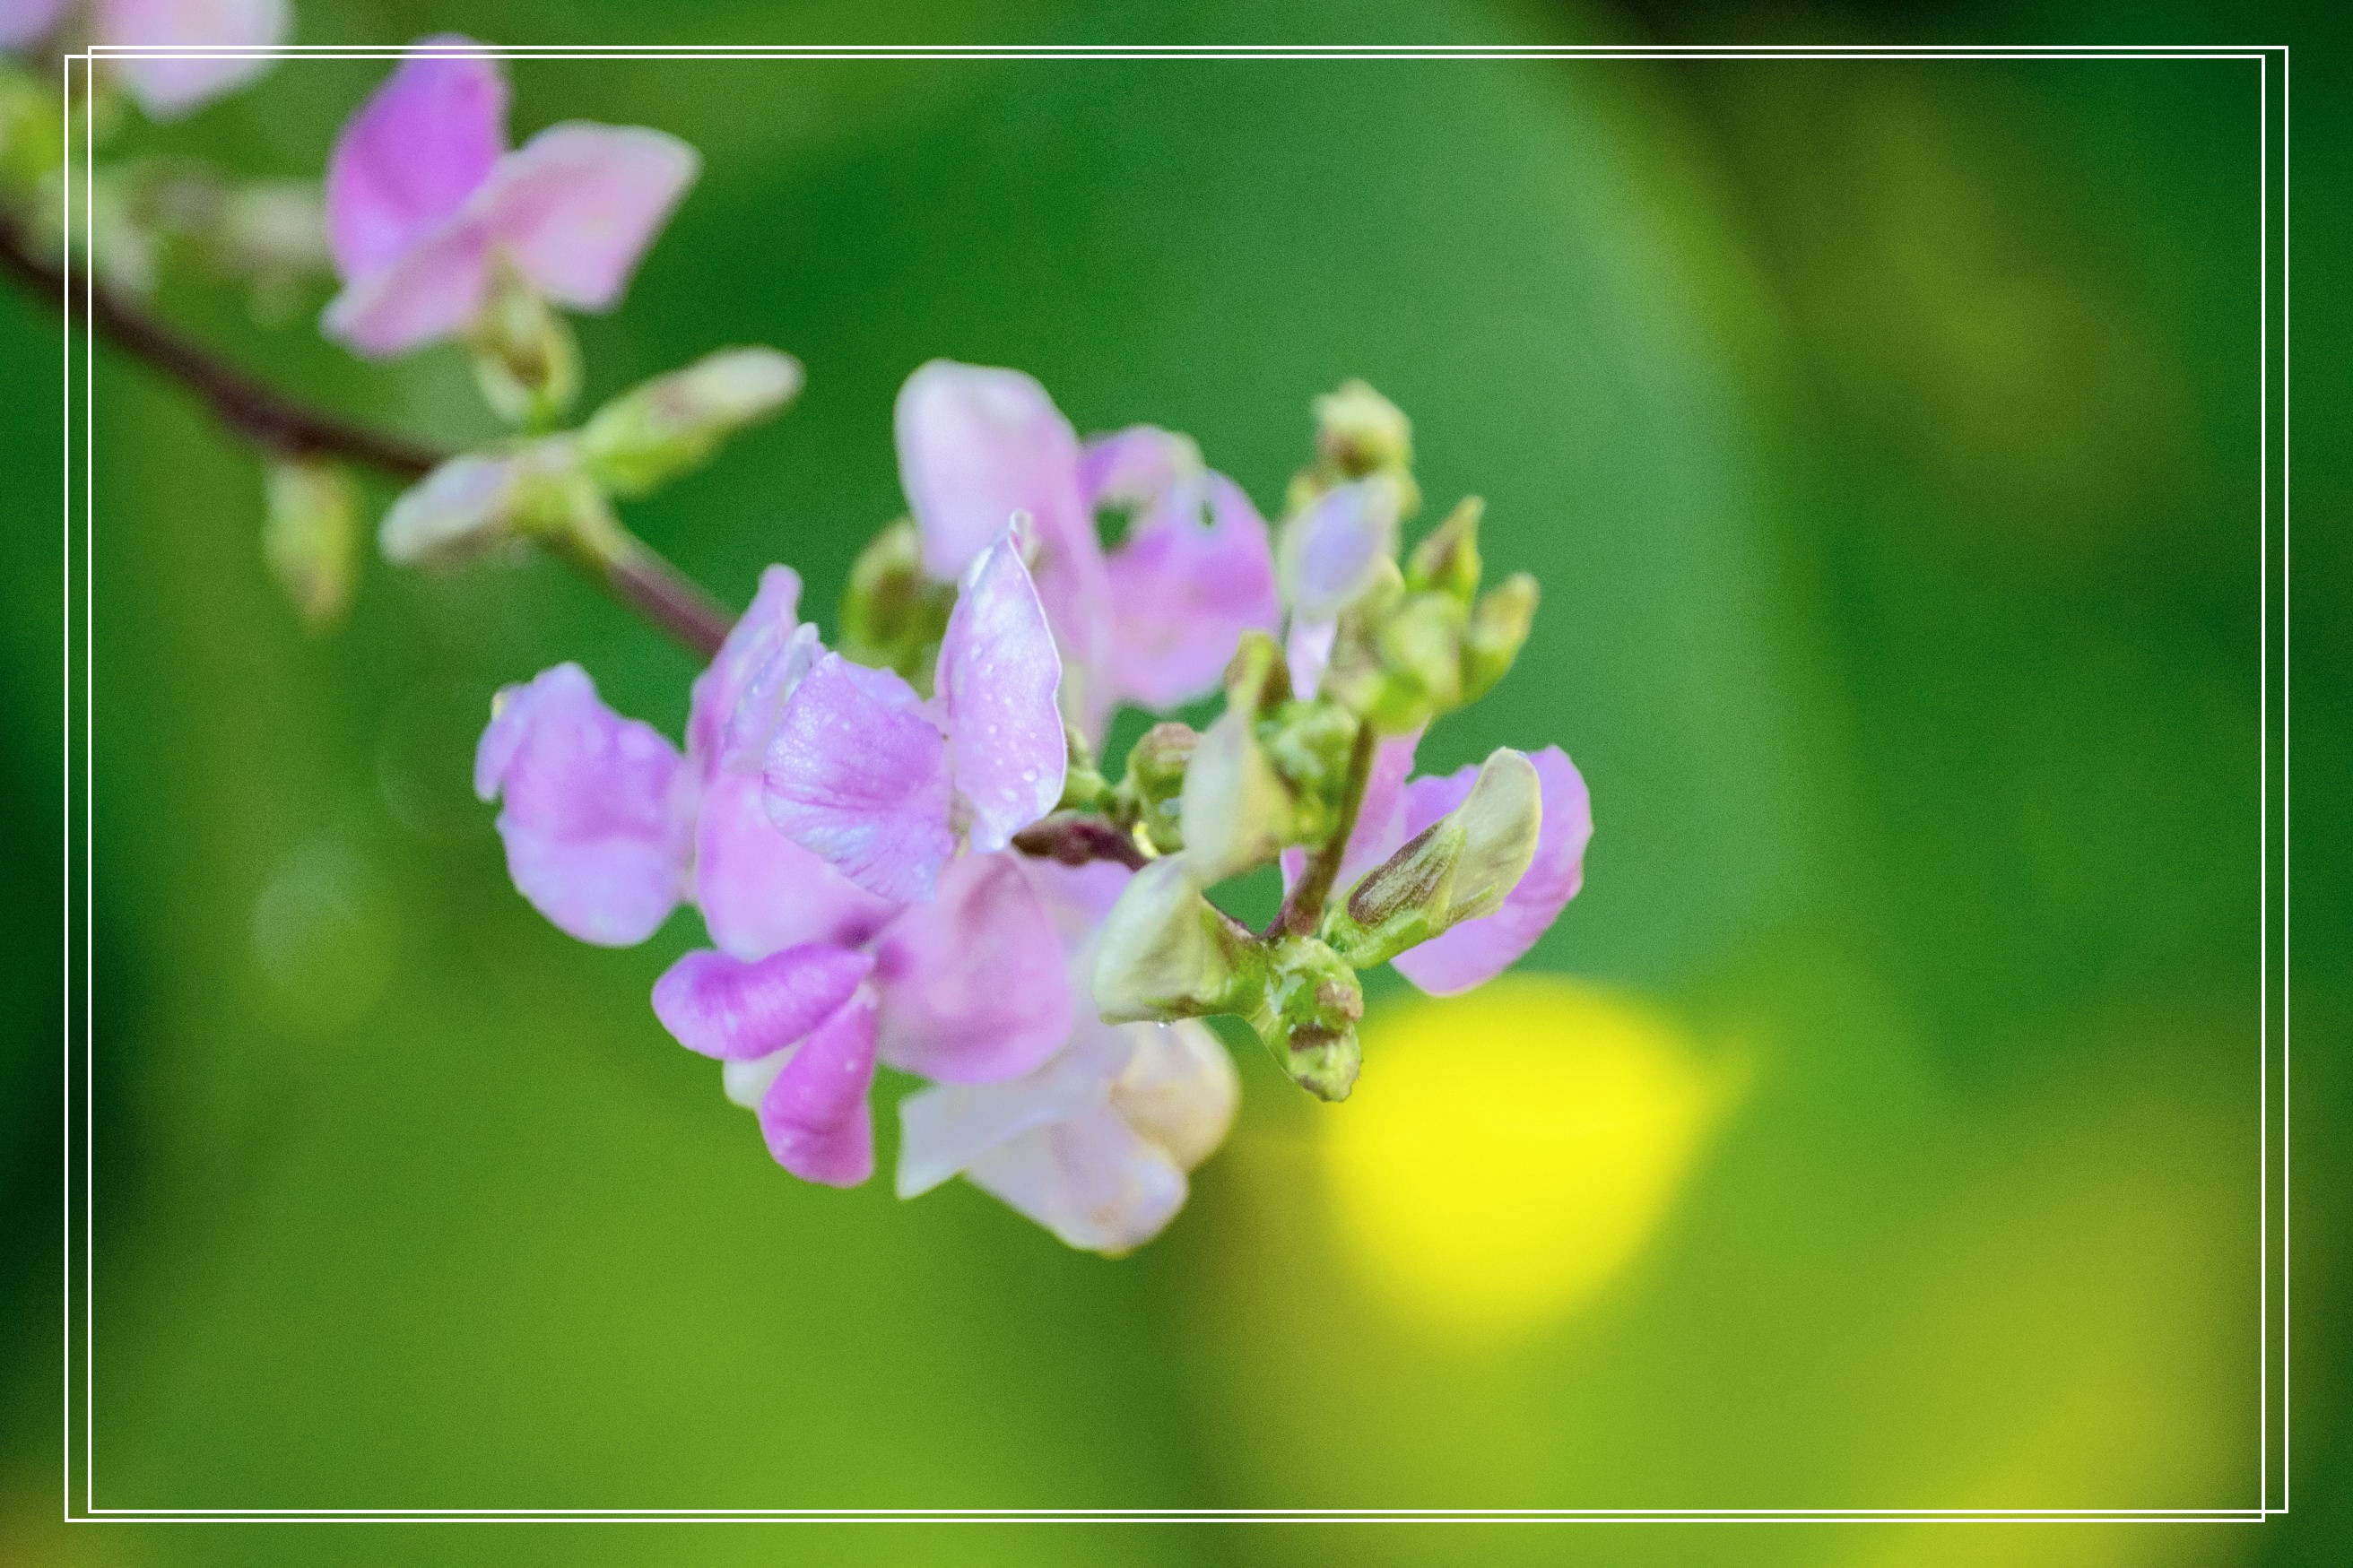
1104 472 1281 709
937 531 1065 854
760 654 955 904
481 122 699 312
1280 477 1402 619
758 985 879 1187
895 360 1090 582
319 211 494 359
963 1109 1188 1255
323 40 505 284
1392 746 1592 995
473 663 692 947
693 771 899 961
1033 529 1118 741
895 1029 1128 1198
96 0 287 118
873 853 1072 1084
684 564 803 769
652 944 874 1061
0 0 71 51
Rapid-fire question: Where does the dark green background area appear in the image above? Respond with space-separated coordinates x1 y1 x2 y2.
1 0 2344 1564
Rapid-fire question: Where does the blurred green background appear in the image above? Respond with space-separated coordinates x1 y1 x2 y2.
3 0 2344 1564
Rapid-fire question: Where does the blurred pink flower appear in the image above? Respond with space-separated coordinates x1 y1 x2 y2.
4 0 286 117
321 37 697 358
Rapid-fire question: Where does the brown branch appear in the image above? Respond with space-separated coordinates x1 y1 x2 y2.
3 212 736 658
2 213 445 477
1012 812 1150 871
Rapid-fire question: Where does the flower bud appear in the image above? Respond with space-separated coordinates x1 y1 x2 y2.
1252 932 1364 1101
837 520 956 689
1405 496 1483 603
1094 857 1266 1024
1258 700 1362 847
1373 592 1468 710
1461 572 1540 703
1278 475 1402 620
1178 703 1295 883
1323 748 1544 968
262 458 358 630
580 347 804 498
379 438 588 568
467 265 581 429
1289 379 1420 516
1120 722 1199 854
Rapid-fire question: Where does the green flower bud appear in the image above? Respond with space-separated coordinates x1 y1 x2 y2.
378 438 591 568
1094 856 1267 1024
838 520 956 690
1119 722 1200 854
262 458 359 630
579 347 804 498
1374 592 1468 711
1461 571 1540 703
1257 699 1362 847
1249 931 1364 1101
1405 496 1483 603
467 265 581 429
1178 702 1297 883
1289 379 1420 516
1058 723 1111 813
1322 748 1543 968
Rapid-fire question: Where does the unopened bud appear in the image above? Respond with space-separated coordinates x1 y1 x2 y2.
1461 572 1539 703
1405 496 1483 602
580 346 804 498
1258 700 1362 845
379 439 587 568
1121 722 1199 854
1178 703 1296 883
1094 856 1266 1024
468 266 580 429
1278 476 1403 620
838 520 956 689
1323 748 1543 968
262 458 358 630
1252 932 1363 1101
1374 592 1468 710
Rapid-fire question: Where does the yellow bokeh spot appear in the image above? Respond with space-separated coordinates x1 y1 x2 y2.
1322 976 1730 1341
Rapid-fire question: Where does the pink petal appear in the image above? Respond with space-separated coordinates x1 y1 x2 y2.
1104 472 1281 709
652 944 874 1061
323 39 505 282
760 654 955 905
693 772 899 962
482 121 699 312
1281 477 1401 619
937 530 1065 853
473 663 692 947
963 1109 1188 1254
1033 530 1117 741
95 0 287 118
0 0 72 51
895 1029 1128 1198
1285 615 1338 699
895 361 1090 582
873 853 1072 1085
759 986 879 1187
1392 746 1592 995
318 211 493 359
685 564 803 768
1281 727 1423 897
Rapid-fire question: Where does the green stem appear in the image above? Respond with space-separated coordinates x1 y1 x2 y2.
1272 720 1376 939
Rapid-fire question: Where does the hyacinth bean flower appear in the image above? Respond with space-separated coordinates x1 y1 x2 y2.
895 361 1281 736
321 37 697 358
758 527 1066 905
3 0 286 117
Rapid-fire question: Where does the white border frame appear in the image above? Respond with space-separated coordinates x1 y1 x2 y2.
57 39 2293 1527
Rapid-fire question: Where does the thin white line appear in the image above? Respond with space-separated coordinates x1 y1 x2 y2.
82 48 97 1520
2256 50 2270 1515
54 41 2293 1526
74 47 2278 62
2279 42 2293 1516
57 46 74 1530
